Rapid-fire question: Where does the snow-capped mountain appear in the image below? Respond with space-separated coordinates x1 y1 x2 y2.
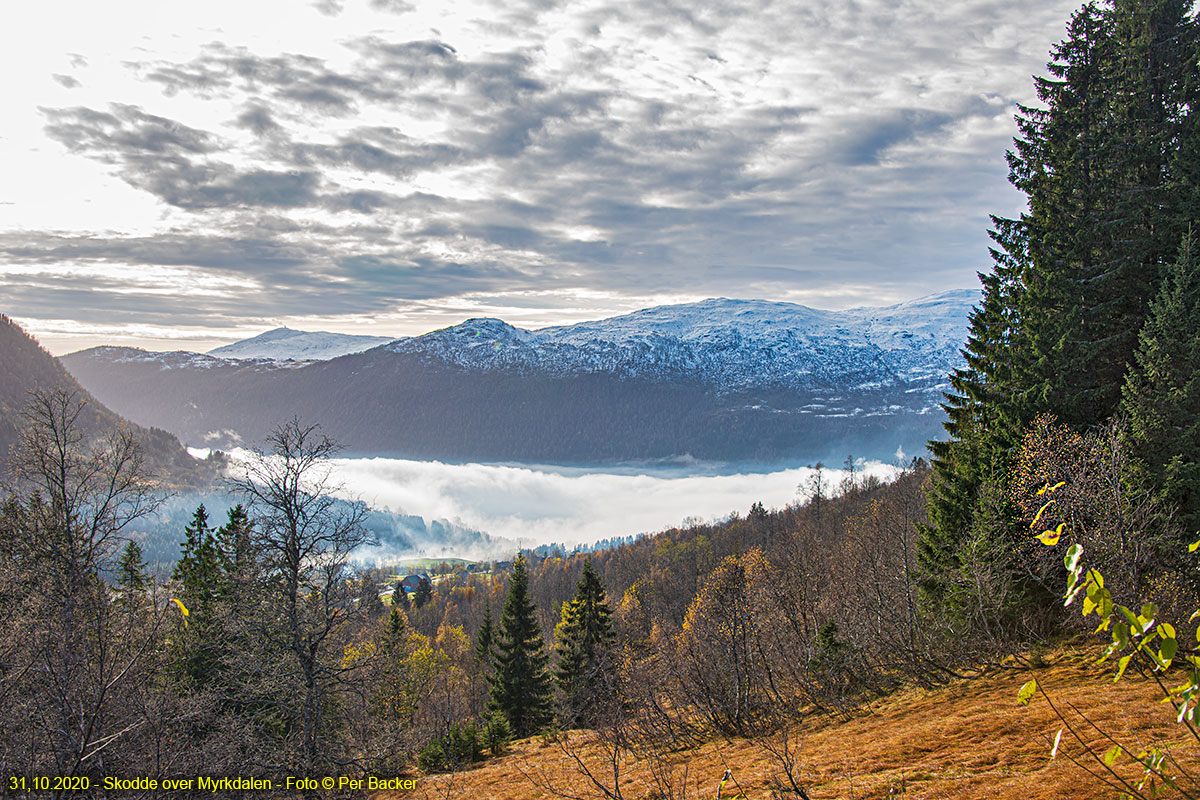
209 327 392 361
389 290 973 393
60 290 978 465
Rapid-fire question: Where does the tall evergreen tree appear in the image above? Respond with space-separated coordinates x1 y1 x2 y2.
172 505 229 688
921 268 1024 598
554 560 614 727
385 604 407 645
116 540 149 614
213 504 256 592
487 554 553 737
1122 229 1200 533
920 0 1200 611
174 504 212 587
393 579 411 611
475 603 495 666
413 576 433 608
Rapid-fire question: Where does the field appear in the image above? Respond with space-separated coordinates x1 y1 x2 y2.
388 647 1200 800
390 558 479 574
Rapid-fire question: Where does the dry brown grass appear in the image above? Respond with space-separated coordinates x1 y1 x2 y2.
381 648 1200 800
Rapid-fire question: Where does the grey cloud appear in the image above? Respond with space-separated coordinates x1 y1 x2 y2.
43 105 327 210
234 104 282 136
285 129 464 178
44 104 217 159
336 255 537 300
0 231 313 272
370 0 415 12
140 48 380 114
325 190 400 214
52 74 80 89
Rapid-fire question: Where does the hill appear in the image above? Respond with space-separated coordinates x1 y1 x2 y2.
208 326 392 360
0 314 222 487
394 649 1199 800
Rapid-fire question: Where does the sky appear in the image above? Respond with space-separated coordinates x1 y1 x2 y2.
1 0 1081 355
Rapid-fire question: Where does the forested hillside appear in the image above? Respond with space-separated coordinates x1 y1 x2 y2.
921 0 1200 619
0 315 224 487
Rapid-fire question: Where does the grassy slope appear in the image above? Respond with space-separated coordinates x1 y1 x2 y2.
388 648 1200 800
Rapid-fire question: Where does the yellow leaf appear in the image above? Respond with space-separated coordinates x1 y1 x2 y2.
170 598 190 627
1036 523 1066 546
1030 500 1056 529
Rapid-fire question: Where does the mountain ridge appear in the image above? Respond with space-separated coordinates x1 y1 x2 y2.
207 326 392 361
60 291 977 465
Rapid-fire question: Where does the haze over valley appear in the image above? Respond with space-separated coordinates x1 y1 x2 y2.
51 291 968 553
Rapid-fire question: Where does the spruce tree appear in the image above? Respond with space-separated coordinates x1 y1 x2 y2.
214 504 255 592
116 540 148 612
921 268 1024 599
172 505 227 687
487 554 553 737
414 576 433 608
920 0 1200 612
174 504 212 587
554 560 614 727
1122 229 1200 533
393 579 411 610
475 603 495 666
385 604 407 645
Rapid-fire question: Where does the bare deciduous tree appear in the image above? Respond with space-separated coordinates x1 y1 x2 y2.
0 388 163 792
230 418 373 775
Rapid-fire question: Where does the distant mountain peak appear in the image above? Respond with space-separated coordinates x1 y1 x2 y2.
208 327 392 361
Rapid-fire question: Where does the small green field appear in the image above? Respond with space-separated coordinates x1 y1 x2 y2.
390 557 478 574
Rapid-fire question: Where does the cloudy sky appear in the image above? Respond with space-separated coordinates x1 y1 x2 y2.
2 0 1079 354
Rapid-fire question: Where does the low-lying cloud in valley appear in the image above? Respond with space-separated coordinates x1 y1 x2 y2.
311 455 904 548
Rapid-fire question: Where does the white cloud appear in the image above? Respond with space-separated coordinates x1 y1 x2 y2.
314 455 901 546
1 0 1082 350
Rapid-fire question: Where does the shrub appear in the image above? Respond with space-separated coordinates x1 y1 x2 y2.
483 711 511 756
417 722 483 772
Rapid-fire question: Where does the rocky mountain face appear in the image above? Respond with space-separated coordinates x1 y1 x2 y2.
60 290 976 465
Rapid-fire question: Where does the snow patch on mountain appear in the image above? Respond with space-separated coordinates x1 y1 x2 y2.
74 346 303 372
209 327 392 361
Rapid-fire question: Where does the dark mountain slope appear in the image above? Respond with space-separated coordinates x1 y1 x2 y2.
60 346 943 464
60 294 973 465
0 315 222 487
